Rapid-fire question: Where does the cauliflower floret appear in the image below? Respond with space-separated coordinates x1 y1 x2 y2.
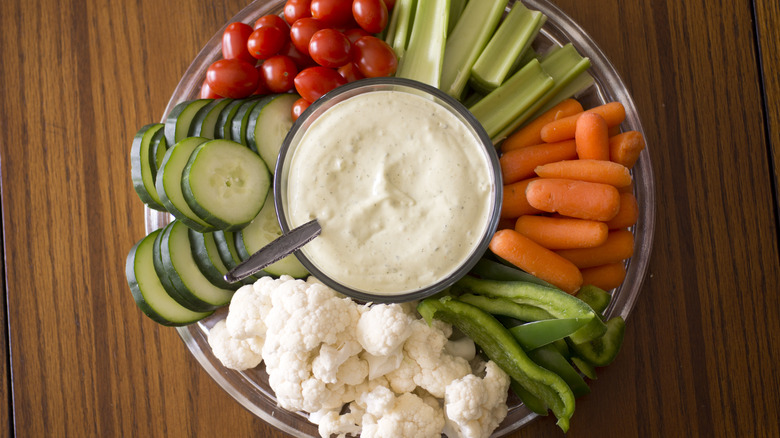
312 340 364 384
313 405 363 438
356 303 414 356
207 320 263 370
385 356 421 394
224 277 275 339
361 392 445 438
403 320 472 398
444 361 511 438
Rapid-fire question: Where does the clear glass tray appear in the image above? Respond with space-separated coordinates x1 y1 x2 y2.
144 1 655 436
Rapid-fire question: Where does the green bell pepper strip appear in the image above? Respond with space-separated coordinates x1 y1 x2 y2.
469 257 554 287
575 284 612 316
454 276 607 344
418 296 575 432
458 293 554 322
509 318 589 351
510 379 548 416
568 316 626 367
571 356 597 380
528 344 591 398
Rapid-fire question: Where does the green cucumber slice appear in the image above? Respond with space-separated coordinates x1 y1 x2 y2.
215 98 253 140
158 220 235 311
130 123 166 211
190 98 234 138
164 99 212 146
230 97 268 146
234 192 308 278
188 228 240 290
213 230 259 284
181 139 271 231
246 93 299 173
149 127 168 180
126 228 213 326
155 136 214 232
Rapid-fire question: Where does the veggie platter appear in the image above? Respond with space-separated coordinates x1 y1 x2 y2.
132 0 655 436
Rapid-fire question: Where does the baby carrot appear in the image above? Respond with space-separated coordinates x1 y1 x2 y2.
514 215 608 249
555 230 634 269
534 159 632 188
605 192 639 229
499 140 577 184
501 177 541 218
501 99 584 152
609 130 646 168
540 102 627 143
580 262 627 291
525 178 621 221
575 112 610 160
489 229 583 294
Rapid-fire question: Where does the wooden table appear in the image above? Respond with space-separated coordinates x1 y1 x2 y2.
1 0 778 436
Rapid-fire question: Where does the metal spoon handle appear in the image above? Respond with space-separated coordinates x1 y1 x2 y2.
224 219 321 283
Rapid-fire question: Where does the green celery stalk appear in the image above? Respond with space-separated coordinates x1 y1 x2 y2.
447 0 468 35
470 2 546 93
385 0 418 59
468 58 554 139
396 0 450 88
492 43 591 141
528 67 594 119
440 0 508 98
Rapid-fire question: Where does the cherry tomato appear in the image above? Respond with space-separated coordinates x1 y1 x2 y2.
260 55 298 93
382 0 396 9
337 62 364 82
206 58 260 98
342 27 371 45
222 22 256 64
283 0 312 24
252 66 271 95
352 0 388 34
350 36 397 78
279 41 317 69
290 17 326 55
291 97 311 121
310 0 354 27
247 26 288 59
308 29 351 68
199 79 222 99
254 14 289 31
294 66 347 102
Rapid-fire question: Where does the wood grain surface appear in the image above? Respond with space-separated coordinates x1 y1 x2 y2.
1 0 778 437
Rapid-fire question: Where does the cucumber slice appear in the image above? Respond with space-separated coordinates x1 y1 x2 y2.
126 228 213 326
190 98 233 138
246 93 299 173
155 136 215 232
215 98 253 140
188 228 240 290
164 99 212 146
213 230 259 284
182 139 271 231
130 123 167 211
157 220 235 311
235 192 308 278
231 97 268 146
149 127 168 180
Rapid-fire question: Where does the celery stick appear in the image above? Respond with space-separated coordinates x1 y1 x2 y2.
440 0 508 98
447 0 468 35
470 2 546 93
468 58 554 139
385 0 418 59
531 68 594 117
491 43 591 141
396 0 450 88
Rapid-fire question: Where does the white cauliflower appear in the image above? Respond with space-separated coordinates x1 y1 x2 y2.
224 279 274 339
361 392 445 438
403 319 472 398
207 320 263 370
444 361 511 438
356 303 414 356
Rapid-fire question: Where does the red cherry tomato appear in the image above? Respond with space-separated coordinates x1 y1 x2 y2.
283 0 312 24
279 41 317 69
310 0 354 27
206 58 260 98
247 26 289 59
199 79 222 99
260 55 299 93
252 66 271 95
352 0 388 34
308 29 351 68
254 14 289 31
337 62 365 82
291 97 311 121
294 66 347 102
342 27 371 45
350 36 397 78
290 17 326 56
222 22 256 64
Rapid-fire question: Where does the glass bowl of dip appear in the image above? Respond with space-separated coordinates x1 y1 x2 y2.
274 77 502 303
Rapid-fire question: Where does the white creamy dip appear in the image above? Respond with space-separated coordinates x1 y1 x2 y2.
286 90 494 296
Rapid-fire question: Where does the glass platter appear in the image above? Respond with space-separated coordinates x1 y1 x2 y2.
144 0 656 436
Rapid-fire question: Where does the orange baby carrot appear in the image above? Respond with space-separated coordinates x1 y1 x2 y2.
534 159 632 188
580 262 627 291
501 98 584 152
605 192 639 229
609 130 646 168
540 102 627 143
555 230 634 269
525 178 621 221
499 140 577 184
501 177 542 218
489 229 583 294
575 112 610 160
514 215 608 249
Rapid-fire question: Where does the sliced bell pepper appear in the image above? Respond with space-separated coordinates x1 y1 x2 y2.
568 316 626 367
575 284 612 316
509 318 589 351
470 257 554 287
458 293 554 322
528 344 591 398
